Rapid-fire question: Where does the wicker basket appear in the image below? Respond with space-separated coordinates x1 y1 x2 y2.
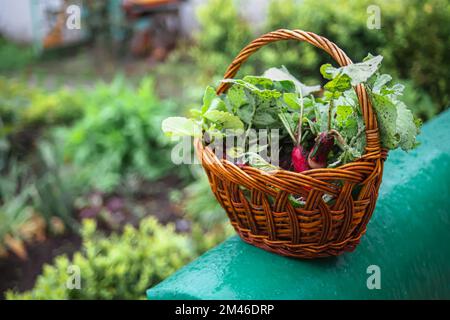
195 29 386 259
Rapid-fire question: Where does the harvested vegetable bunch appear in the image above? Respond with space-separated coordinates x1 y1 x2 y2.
162 55 421 173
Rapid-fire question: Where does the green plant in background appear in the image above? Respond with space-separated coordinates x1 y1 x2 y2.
191 0 255 83
21 88 85 127
259 0 449 119
399 80 437 121
0 76 86 167
0 143 79 257
0 77 84 131
62 75 177 192
6 217 194 299
0 162 33 258
261 0 320 83
380 0 449 110
0 37 35 72
182 167 226 228
29 141 82 230
180 166 234 255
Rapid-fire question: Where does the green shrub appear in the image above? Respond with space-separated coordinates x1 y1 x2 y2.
179 167 234 255
260 0 322 83
380 0 449 110
29 141 82 230
399 80 437 121
0 77 84 131
61 75 177 192
21 88 85 126
6 217 194 299
260 0 449 118
0 37 34 72
0 77 85 166
191 0 255 82
0 162 33 256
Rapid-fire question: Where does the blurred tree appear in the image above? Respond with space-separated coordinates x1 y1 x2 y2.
190 0 255 83
259 0 449 114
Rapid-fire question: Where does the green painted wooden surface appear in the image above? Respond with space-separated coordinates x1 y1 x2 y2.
147 110 450 300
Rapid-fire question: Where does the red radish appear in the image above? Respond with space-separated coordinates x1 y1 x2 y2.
291 145 310 172
290 90 311 173
308 132 335 169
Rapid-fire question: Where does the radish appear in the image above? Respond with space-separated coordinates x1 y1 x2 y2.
290 89 311 173
292 145 310 172
307 132 335 169
307 100 339 169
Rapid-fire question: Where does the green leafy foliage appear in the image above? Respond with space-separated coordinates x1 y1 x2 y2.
0 37 34 72
29 141 81 229
62 76 177 192
262 0 449 118
0 76 85 169
0 77 84 131
321 55 383 87
190 0 255 82
0 162 33 254
263 66 321 96
162 85 245 139
6 217 194 299
165 52 420 171
367 73 421 150
178 167 234 255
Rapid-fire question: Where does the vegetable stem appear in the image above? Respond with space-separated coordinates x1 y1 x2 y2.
297 89 304 147
328 99 333 132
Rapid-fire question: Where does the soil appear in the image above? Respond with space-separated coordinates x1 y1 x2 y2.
0 233 81 299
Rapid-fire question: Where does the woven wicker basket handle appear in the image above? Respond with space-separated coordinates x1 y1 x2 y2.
216 29 380 152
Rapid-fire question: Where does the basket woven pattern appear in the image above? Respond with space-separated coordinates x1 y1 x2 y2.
195 29 386 258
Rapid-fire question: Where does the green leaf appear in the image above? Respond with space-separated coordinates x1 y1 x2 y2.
372 74 392 93
263 66 321 96
370 92 400 149
282 92 300 110
161 117 202 138
203 110 244 130
320 64 334 80
224 88 243 113
313 102 332 132
252 108 280 127
321 55 383 86
236 104 254 125
368 73 420 151
324 73 352 93
222 78 282 100
342 55 383 85
396 101 421 151
243 152 279 172
335 105 353 127
201 86 217 113
189 108 203 119
336 145 362 166
278 112 297 143
242 76 274 89
273 80 297 93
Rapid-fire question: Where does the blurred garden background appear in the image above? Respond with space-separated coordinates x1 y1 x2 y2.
0 0 448 299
